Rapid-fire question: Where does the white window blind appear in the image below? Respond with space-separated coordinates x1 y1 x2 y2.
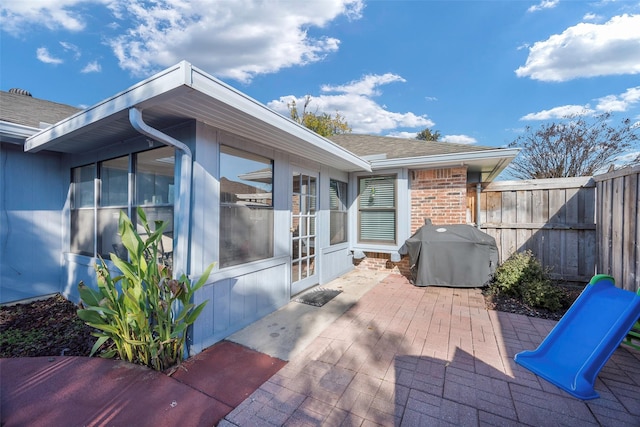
358 175 396 243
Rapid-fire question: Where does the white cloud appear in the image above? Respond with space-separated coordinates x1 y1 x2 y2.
321 73 406 97
267 73 433 134
527 0 559 13
425 96 438 101
520 105 594 121
516 14 640 81
386 131 418 139
524 86 640 120
441 135 477 144
583 13 602 22
595 86 640 112
36 47 63 65
106 0 364 81
81 60 102 73
0 0 103 35
1 0 362 81
60 41 81 59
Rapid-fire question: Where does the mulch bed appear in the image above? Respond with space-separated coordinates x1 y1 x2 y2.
482 284 584 321
0 294 95 358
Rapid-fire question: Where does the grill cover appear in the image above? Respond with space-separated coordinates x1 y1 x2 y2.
399 224 498 287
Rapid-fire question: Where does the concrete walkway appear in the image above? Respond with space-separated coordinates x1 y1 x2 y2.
221 273 640 426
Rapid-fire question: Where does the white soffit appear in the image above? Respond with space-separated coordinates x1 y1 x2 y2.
369 148 521 181
24 61 371 173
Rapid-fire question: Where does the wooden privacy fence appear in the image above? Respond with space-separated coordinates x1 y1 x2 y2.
594 165 640 292
479 177 597 285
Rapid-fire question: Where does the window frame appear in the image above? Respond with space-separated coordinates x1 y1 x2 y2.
219 144 275 269
329 178 348 245
357 174 398 245
69 147 175 259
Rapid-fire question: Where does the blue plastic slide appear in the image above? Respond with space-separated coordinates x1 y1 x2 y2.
515 274 640 400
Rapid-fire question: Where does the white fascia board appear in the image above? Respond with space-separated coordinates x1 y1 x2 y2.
189 66 371 172
25 62 189 152
1 121 39 144
369 148 521 170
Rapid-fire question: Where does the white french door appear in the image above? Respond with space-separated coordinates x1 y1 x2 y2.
290 169 318 296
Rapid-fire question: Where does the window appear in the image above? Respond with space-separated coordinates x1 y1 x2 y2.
219 145 274 268
329 179 348 245
71 164 96 256
70 146 175 259
358 175 396 244
135 148 175 262
98 155 129 257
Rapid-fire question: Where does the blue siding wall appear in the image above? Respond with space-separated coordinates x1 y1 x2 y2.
190 259 289 354
0 144 65 303
320 245 354 284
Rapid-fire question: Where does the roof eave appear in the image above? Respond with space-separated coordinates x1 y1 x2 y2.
24 61 371 173
369 148 521 181
0 121 40 145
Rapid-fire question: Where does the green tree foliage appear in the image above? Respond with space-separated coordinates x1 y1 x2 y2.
77 208 213 371
508 112 639 179
288 96 351 137
415 128 441 141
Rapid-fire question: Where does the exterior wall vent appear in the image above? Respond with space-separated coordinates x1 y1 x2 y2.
8 88 32 97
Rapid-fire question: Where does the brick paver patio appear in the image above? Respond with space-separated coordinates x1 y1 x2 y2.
220 274 640 426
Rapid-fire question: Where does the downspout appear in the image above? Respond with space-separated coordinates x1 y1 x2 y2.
476 183 482 229
129 107 192 278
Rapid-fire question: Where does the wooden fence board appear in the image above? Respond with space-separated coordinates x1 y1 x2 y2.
594 165 640 291
475 174 640 287
482 177 596 284
622 174 638 290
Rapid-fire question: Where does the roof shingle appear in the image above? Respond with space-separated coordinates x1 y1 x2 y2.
329 133 498 159
0 91 80 129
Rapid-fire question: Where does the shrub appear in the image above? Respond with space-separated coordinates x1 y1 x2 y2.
77 208 213 371
490 250 563 312
521 279 563 312
492 250 545 297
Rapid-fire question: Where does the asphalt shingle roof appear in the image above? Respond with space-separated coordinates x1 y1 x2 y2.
329 133 498 159
0 90 81 129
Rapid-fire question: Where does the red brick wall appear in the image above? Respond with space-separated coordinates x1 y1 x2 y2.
354 252 411 276
410 166 468 232
354 166 469 275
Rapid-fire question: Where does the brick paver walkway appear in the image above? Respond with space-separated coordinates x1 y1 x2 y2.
220 274 640 426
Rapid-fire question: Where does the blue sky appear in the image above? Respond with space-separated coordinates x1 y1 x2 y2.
2 0 639 151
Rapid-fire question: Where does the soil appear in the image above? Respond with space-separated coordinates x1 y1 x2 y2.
0 283 584 359
482 284 584 321
0 294 96 358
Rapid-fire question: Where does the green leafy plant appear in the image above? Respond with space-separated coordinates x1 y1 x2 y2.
77 208 213 371
521 279 563 312
489 250 563 312
491 250 546 296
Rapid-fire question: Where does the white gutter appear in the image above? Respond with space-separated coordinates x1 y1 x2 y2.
1 121 39 144
129 107 191 278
